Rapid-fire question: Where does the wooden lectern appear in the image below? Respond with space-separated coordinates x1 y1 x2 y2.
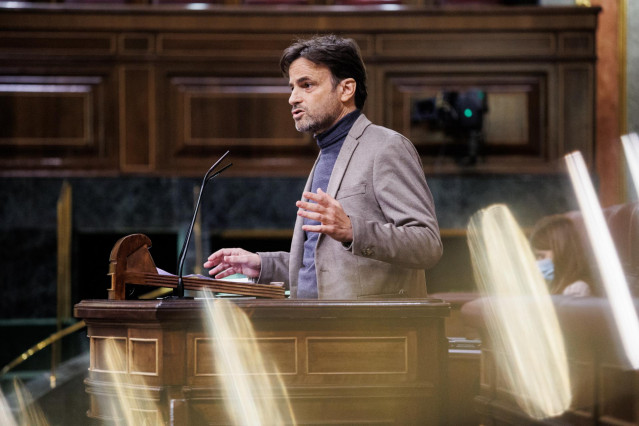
76 298 449 424
107 233 285 300
75 235 450 424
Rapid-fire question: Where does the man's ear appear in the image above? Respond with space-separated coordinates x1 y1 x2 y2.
339 78 356 103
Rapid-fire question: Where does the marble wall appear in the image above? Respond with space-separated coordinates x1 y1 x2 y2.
0 173 580 318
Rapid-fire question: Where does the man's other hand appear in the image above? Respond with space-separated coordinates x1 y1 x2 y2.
296 188 353 243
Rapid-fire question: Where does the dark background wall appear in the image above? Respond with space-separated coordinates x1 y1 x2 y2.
0 173 580 318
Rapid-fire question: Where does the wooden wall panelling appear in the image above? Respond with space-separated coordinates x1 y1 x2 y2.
172 77 305 153
543 63 559 166
375 32 556 59
0 29 119 173
157 61 318 176
119 66 155 173
0 72 118 172
154 32 373 176
0 31 116 57
0 5 601 176
156 33 296 59
373 21 596 173
556 31 595 170
559 32 595 57
118 32 155 56
381 63 553 173
559 63 595 166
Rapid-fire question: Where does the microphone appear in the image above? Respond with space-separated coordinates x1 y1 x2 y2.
173 151 232 298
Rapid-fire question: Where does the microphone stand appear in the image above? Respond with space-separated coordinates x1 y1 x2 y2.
172 151 232 298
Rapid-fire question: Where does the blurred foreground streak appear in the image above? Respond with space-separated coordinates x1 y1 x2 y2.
565 151 639 370
0 379 49 426
467 204 572 420
200 293 295 426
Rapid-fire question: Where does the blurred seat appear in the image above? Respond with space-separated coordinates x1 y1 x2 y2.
461 201 639 425
565 201 639 294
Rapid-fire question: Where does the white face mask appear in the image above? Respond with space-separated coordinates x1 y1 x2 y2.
536 258 554 282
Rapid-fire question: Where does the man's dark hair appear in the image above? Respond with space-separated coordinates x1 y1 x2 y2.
280 34 368 110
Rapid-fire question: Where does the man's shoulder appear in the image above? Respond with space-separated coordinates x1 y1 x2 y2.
353 114 408 143
365 123 404 140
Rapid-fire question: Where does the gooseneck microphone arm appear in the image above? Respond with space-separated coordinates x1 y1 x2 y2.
174 151 232 298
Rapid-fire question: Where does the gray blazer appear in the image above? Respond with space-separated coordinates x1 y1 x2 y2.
258 114 442 299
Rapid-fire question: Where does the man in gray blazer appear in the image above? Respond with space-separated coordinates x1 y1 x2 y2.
204 35 442 299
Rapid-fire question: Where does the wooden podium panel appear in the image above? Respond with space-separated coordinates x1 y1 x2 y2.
75 298 450 425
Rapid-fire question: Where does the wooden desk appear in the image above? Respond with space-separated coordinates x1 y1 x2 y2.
75 298 450 425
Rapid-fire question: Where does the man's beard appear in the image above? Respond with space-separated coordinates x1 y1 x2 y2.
295 111 335 133
294 105 341 134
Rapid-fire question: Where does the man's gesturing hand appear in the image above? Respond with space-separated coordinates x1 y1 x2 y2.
296 188 353 243
204 248 261 279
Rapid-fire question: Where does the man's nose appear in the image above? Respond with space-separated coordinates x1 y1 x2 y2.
289 88 300 106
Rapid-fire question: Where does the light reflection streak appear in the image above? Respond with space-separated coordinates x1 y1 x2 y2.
566 151 639 369
201 291 296 426
621 132 639 197
0 388 16 426
468 204 571 419
101 338 160 425
0 379 49 426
